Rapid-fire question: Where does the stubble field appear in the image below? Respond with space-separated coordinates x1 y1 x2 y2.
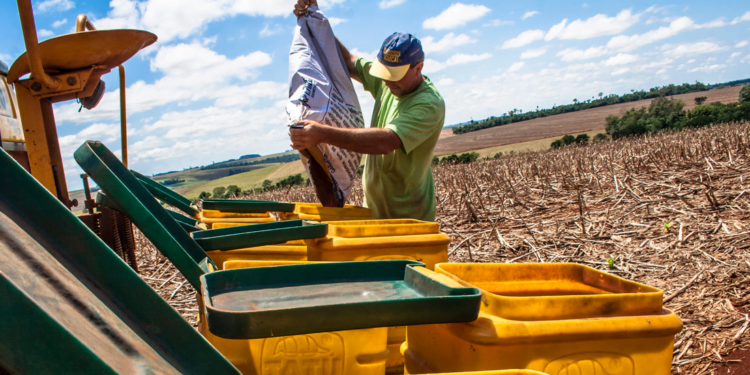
436 85 744 154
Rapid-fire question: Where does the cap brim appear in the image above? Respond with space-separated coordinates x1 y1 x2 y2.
371 60 410 82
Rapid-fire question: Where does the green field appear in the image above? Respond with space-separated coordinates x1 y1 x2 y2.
182 164 284 199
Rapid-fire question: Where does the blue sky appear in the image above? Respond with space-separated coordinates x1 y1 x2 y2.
1 0 749 190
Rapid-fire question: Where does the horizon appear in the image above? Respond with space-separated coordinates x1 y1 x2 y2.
1 0 749 190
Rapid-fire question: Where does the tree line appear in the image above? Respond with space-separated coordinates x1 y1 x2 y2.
200 153 301 170
196 174 307 200
451 82 711 135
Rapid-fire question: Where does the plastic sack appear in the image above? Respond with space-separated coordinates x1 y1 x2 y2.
287 6 364 207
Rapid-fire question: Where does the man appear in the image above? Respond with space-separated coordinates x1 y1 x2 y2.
290 0 445 221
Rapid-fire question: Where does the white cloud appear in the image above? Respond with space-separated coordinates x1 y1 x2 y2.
423 53 492 73
38 29 54 38
742 55 750 62
688 64 726 73
602 53 638 66
730 11 750 25
350 48 377 62
259 24 285 37
328 17 347 27
501 29 544 49
727 52 742 62
421 33 476 53
607 16 728 52
484 19 514 27
611 67 630 76
661 42 728 58
52 19 68 28
736 41 749 48
522 11 539 20
545 9 640 41
37 0 74 12
93 0 347 45
633 58 674 72
506 61 525 72
687 59 696 64
56 43 277 124
520 47 547 59
423 3 492 30
556 46 608 62
379 0 406 9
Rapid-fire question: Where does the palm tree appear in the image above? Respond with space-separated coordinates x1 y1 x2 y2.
598 92 603 99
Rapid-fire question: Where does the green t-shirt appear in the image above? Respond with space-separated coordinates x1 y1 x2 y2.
355 58 445 221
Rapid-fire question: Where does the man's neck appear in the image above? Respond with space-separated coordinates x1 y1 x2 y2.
402 75 425 97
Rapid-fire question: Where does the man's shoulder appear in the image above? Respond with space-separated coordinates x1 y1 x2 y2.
417 78 445 110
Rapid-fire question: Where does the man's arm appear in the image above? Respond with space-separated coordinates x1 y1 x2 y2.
290 120 402 155
336 38 360 83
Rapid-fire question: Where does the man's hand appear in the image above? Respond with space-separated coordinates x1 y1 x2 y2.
289 120 327 150
293 0 317 17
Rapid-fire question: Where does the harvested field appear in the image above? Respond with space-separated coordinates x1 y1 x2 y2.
134 121 750 374
436 85 744 155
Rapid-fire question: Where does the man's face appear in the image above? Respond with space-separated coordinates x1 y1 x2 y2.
384 63 422 97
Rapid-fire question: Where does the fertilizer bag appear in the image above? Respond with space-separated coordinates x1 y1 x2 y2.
287 6 365 207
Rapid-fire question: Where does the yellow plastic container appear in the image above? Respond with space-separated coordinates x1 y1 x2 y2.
201 210 273 219
305 219 449 374
199 212 276 229
434 372 547 375
278 202 373 221
327 219 439 238
205 242 307 270
197 260 389 375
402 263 683 375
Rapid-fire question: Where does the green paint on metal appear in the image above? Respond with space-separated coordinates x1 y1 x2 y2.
201 260 482 339
167 209 203 233
76 141 214 290
75 141 327 288
131 169 200 217
202 199 296 213
0 147 240 374
193 219 327 250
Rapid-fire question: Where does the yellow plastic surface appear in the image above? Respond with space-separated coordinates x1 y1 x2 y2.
306 234 449 270
326 219 439 238
201 210 272 219
206 243 307 270
402 263 683 375
279 202 373 222
200 216 276 229
434 372 547 375
198 260 389 375
305 221 449 374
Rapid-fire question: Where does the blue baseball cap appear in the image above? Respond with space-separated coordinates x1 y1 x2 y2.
371 32 424 82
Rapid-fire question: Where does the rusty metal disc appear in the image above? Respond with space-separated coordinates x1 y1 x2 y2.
7 29 157 83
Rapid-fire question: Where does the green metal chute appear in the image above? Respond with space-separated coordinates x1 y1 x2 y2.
0 147 240 374
131 170 200 217
74 141 327 289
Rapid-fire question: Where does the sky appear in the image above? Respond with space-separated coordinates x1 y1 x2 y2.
1 0 749 190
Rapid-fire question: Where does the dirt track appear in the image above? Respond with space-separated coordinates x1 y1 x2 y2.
436 85 743 154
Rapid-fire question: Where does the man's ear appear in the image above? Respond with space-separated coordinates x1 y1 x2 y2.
414 62 424 75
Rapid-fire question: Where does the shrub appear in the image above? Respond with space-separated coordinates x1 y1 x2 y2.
262 180 273 190
440 154 459 164
457 152 479 164
740 84 750 103
694 96 707 105
432 156 440 166
225 185 241 197
212 186 225 198
575 134 590 145
561 134 576 145
493 152 504 159
550 139 564 149
592 133 608 143
275 174 305 189
198 191 211 199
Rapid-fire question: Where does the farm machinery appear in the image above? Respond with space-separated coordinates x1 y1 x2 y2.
0 1 683 374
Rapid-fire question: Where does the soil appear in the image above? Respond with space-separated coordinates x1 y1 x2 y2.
714 348 750 374
436 85 744 154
